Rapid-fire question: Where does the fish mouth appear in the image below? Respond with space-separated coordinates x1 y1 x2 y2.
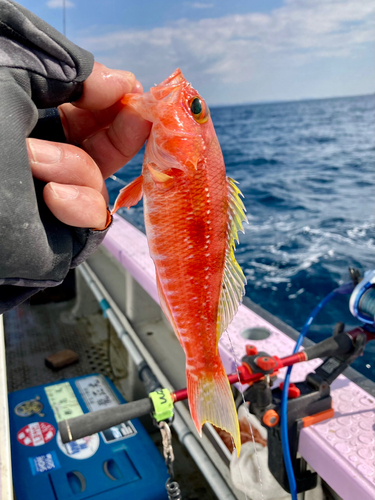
150 68 187 102
160 68 186 86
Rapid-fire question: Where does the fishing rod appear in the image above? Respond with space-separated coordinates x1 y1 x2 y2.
57 348 305 443
58 324 372 443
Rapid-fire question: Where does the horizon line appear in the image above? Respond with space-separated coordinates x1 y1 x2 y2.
209 92 375 109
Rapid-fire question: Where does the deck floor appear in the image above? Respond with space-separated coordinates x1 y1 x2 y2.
4 297 217 500
4 299 113 392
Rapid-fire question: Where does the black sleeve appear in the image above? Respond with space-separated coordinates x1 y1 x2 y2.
29 108 68 143
0 0 112 314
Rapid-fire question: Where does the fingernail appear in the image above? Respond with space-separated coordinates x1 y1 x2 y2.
28 140 62 164
122 70 136 84
133 81 143 94
49 183 79 200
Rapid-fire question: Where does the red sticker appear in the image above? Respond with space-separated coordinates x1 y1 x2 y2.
17 422 56 447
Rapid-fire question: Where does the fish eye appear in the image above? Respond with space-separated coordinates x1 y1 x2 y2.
191 98 202 115
189 97 210 124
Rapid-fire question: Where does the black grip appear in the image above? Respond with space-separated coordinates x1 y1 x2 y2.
138 361 161 394
304 334 353 361
59 397 153 443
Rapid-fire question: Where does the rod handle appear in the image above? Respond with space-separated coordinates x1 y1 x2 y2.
58 397 153 443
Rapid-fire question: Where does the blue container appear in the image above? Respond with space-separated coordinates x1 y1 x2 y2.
8 374 168 500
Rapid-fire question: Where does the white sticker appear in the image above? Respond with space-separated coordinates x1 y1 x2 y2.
56 431 100 460
75 375 119 412
101 421 137 443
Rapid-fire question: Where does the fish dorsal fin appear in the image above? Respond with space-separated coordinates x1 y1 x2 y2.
111 175 143 214
217 178 248 340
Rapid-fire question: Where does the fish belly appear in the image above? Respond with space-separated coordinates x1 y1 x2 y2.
143 170 226 358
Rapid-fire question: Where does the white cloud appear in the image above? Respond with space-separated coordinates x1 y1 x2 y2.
77 0 374 103
47 0 75 8
190 2 214 8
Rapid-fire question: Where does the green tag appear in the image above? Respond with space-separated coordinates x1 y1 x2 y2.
45 382 83 423
149 389 174 422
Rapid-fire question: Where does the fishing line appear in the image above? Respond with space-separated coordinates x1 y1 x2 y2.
109 174 128 186
229 435 248 500
226 331 264 500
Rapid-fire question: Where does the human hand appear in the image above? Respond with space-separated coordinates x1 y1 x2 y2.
27 62 151 230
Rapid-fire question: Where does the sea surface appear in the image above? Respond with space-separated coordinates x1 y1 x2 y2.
106 94 375 382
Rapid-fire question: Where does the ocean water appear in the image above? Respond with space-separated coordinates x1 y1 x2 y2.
106 94 375 382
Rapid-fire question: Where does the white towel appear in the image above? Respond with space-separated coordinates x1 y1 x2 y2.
230 405 324 500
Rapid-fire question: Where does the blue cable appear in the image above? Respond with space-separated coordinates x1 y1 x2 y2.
280 282 353 500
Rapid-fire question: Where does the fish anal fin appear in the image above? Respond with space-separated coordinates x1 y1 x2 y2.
187 362 241 456
112 175 143 214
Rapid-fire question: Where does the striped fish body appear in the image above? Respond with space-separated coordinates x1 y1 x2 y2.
112 69 247 455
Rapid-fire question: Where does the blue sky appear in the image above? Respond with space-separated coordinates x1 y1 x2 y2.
19 0 375 105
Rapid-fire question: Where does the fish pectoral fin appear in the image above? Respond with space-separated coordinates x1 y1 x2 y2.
147 163 174 187
187 363 241 456
111 175 144 214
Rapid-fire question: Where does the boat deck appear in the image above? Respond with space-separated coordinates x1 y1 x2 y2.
4 300 111 393
3 298 217 500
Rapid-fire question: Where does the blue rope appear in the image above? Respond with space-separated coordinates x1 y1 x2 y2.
280 283 352 499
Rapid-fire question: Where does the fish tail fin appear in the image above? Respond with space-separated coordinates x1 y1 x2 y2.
187 361 241 456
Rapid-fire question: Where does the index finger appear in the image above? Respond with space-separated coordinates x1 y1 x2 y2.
73 62 141 110
81 105 151 179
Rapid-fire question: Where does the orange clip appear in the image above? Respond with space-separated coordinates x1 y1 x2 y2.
302 408 334 428
263 409 280 427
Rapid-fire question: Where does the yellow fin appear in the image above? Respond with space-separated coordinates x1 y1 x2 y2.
148 163 174 184
187 361 241 456
217 178 248 340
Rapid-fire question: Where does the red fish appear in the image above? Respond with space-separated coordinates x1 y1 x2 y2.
112 69 247 454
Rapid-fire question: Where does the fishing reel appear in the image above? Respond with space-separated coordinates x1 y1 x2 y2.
349 269 375 325
241 323 370 494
